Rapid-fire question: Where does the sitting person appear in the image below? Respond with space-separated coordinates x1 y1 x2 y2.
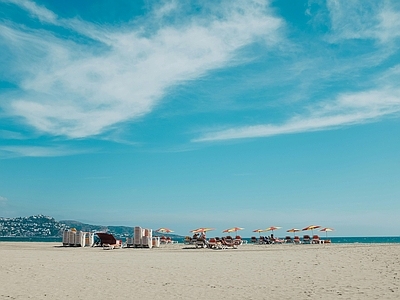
200 233 210 246
269 234 275 243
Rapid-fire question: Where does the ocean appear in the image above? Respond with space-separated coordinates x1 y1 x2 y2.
1 236 400 244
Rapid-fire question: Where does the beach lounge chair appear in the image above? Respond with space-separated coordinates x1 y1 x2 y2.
207 238 217 249
223 236 237 249
285 236 293 243
312 235 322 244
234 235 243 245
96 232 122 250
293 236 301 244
195 238 207 248
214 237 226 249
250 236 257 243
302 235 311 244
160 236 167 244
260 236 272 244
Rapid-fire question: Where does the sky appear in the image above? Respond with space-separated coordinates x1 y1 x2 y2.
1 0 400 237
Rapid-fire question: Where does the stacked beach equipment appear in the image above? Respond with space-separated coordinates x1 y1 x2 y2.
127 226 154 248
62 229 94 247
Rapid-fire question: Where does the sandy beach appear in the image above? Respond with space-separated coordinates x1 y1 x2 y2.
0 242 399 299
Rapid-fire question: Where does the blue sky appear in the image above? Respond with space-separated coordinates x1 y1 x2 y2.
1 0 400 237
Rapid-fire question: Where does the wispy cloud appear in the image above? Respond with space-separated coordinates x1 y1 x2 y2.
194 88 400 142
0 145 91 157
0 196 8 204
193 0 400 142
1 0 57 24
0 0 283 138
326 0 400 43
0 129 27 140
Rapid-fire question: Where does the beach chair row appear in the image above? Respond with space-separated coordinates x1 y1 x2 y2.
184 236 244 249
250 235 332 244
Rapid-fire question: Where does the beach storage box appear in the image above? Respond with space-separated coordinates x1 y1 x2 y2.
85 232 94 247
144 228 152 238
126 237 134 247
142 236 152 248
134 226 142 247
152 237 160 248
75 231 85 247
143 229 152 248
62 230 69 246
68 230 76 246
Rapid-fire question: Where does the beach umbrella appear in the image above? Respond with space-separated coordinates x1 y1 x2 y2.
190 227 215 233
265 226 281 235
253 229 265 237
320 227 334 238
222 227 244 236
286 228 301 238
156 228 174 234
302 225 321 235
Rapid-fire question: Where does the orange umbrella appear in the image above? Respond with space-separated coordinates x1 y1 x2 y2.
156 228 174 233
302 225 321 235
286 228 301 238
320 227 334 238
190 227 215 233
253 229 265 237
222 227 244 236
265 226 281 234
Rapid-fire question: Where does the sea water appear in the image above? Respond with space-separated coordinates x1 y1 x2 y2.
159 236 400 244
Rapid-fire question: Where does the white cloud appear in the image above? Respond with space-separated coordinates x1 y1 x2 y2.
0 196 7 203
194 88 400 142
327 0 400 43
0 0 283 138
1 0 57 24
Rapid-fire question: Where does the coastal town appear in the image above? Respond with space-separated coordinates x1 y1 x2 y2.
0 215 64 237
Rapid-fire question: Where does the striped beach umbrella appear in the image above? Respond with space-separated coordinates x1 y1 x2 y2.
253 228 266 237
320 227 334 238
156 228 174 233
265 226 281 234
286 228 301 238
190 227 215 233
302 225 321 235
222 227 244 236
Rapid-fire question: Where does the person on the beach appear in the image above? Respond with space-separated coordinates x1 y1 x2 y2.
267 234 275 244
200 233 209 247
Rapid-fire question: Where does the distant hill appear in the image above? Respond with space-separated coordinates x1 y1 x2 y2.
0 215 182 239
59 220 134 237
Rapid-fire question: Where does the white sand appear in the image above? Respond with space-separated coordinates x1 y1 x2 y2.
0 242 399 299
